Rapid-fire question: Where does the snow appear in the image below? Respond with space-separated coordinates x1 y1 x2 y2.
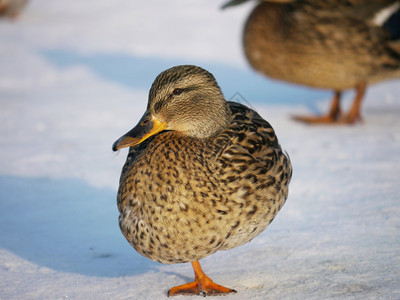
0 1 399 299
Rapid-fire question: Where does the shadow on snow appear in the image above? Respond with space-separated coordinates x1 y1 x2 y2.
0 175 159 277
41 49 330 111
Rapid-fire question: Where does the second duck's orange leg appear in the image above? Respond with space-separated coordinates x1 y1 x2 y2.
344 81 366 124
292 91 342 124
167 261 237 297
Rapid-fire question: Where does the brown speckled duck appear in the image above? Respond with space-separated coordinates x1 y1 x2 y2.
112 65 292 296
223 0 400 124
0 0 28 18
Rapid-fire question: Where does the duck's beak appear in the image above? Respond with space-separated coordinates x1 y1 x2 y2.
112 111 167 151
222 0 292 9
221 0 251 9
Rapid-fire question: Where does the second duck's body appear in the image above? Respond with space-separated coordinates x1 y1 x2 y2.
244 1 400 90
225 0 400 123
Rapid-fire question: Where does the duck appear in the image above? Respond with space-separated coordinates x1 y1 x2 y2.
112 65 292 296
0 0 28 18
223 0 400 124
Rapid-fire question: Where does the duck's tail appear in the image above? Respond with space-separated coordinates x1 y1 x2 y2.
383 2 400 40
383 3 400 77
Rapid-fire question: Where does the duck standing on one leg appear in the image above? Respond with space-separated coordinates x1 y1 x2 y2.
112 65 292 296
223 0 400 124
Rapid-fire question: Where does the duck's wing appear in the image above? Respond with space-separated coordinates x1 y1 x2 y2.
212 101 290 183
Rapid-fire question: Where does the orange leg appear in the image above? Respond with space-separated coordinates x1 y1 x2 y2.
167 261 237 297
291 91 342 124
292 81 367 125
344 81 366 124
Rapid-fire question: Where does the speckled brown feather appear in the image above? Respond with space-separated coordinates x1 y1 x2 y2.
117 101 292 264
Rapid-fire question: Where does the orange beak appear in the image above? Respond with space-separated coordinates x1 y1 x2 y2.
112 110 167 151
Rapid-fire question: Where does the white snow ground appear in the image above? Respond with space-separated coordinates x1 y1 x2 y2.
0 1 399 299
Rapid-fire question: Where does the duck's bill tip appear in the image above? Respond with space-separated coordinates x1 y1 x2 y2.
221 0 250 9
112 136 140 151
112 111 168 152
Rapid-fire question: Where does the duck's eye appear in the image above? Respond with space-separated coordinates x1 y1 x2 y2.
172 88 183 95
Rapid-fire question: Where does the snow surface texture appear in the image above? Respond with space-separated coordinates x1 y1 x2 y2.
1 1 399 299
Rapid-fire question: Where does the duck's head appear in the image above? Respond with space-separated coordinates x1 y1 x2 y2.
112 65 231 151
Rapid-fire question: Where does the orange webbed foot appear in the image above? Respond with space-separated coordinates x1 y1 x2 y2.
167 261 237 297
292 82 366 126
291 112 363 125
291 113 341 124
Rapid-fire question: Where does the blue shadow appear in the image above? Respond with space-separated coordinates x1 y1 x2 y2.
0 175 159 277
41 49 330 107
